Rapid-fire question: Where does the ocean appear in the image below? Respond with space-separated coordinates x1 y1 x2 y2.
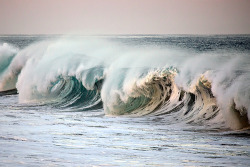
0 35 250 166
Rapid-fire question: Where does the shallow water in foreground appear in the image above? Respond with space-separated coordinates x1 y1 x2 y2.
0 95 250 166
0 35 250 166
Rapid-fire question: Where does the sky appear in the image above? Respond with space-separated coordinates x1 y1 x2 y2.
0 0 250 35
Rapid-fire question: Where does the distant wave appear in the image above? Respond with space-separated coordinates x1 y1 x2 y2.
0 38 249 130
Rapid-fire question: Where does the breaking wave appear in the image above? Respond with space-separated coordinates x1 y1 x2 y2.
0 38 249 130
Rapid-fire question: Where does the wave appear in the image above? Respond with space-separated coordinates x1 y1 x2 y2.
0 43 19 90
0 37 249 130
101 67 177 116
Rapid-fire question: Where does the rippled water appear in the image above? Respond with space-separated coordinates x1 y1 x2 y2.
0 35 250 166
0 94 249 166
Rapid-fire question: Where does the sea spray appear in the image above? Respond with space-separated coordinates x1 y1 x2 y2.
0 43 19 90
0 37 249 129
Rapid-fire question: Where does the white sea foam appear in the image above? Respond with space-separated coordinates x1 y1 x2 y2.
0 37 249 129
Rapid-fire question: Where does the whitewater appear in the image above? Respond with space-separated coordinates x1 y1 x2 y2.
0 35 250 166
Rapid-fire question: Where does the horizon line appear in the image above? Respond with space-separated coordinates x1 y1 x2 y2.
0 33 250 36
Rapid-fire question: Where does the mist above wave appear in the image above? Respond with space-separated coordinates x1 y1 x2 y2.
0 37 249 130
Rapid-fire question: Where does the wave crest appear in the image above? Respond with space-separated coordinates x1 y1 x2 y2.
102 67 177 116
0 37 249 130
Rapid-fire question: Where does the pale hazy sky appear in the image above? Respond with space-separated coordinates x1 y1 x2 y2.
0 0 250 34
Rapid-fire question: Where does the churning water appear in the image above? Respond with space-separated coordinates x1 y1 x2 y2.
0 35 250 166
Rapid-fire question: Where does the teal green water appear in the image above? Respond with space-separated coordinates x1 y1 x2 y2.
0 35 249 166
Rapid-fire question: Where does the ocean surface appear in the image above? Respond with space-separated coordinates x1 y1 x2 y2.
0 35 250 166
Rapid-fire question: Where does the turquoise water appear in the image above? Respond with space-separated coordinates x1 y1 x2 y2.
0 35 249 166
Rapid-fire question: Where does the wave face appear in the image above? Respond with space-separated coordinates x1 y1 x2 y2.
0 36 250 130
